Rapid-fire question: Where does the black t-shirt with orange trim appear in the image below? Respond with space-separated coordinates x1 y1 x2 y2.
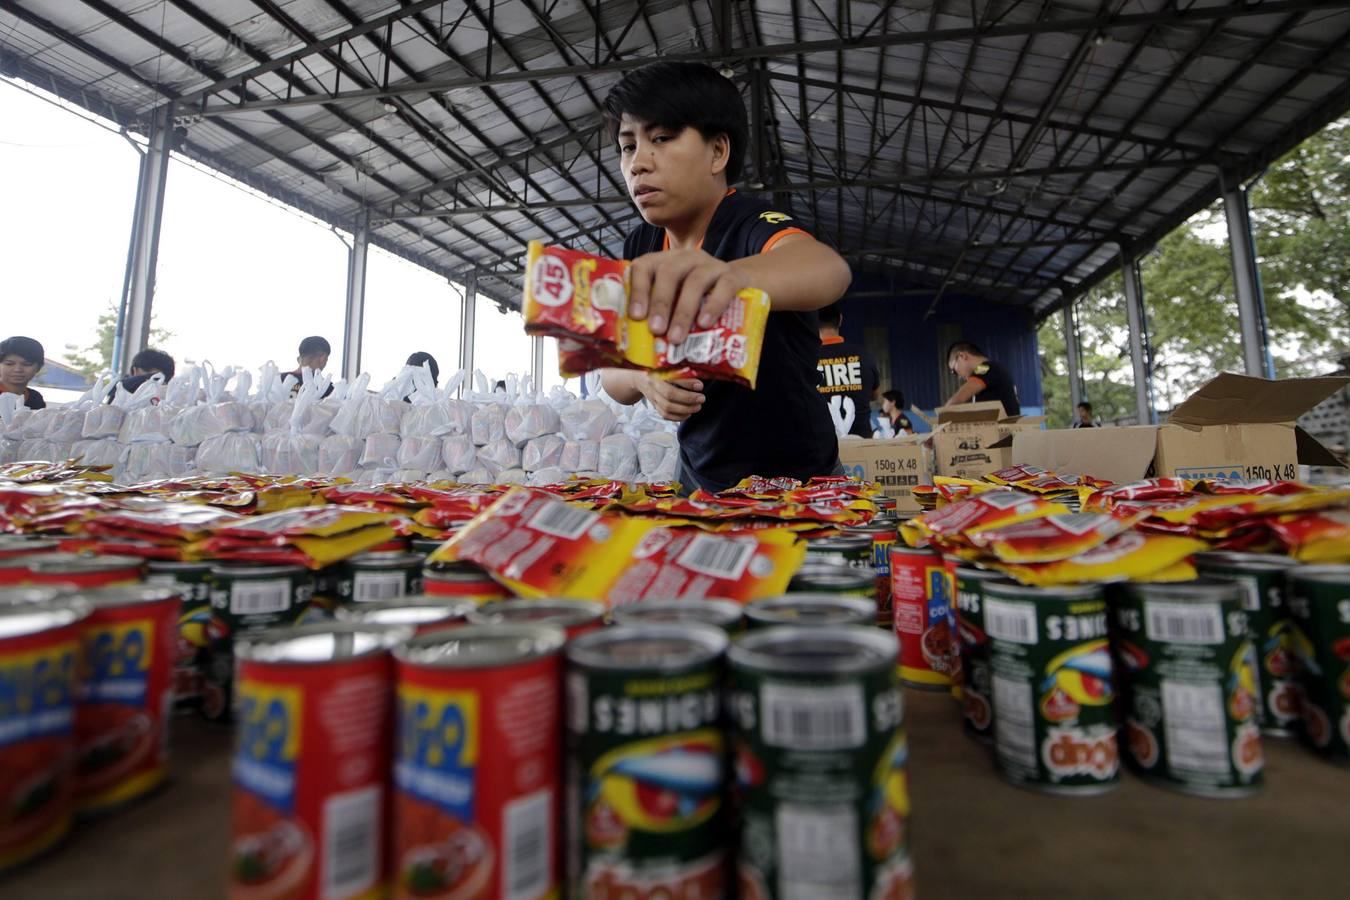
968 359 1020 416
623 191 839 493
817 335 879 438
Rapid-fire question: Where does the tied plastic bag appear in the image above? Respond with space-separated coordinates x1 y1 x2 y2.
470 404 509 446
82 405 125 440
197 432 260 475
441 435 477 474
477 438 521 477
17 438 63 462
397 436 443 471
42 409 85 444
496 468 528 485
624 405 672 441
528 467 568 487
72 438 124 470
638 431 679 479
522 434 565 472
123 443 195 481
560 399 618 441
459 468 493 485
20 408 55 440
260 381 324 475
392 469 429 483
599 433 639 480
505 403 562 446
162 366 201 409
360 433 401 469
332 374 405 438
319 434 362 475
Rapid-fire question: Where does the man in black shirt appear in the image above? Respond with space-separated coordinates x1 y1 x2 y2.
0 335 47 409
109 348 175 401
283 336 334 398
597 63 852 493
945 341 1021 416
816 304 879 438
1071 401 1099 428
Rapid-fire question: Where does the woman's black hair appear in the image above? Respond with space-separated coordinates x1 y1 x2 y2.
131 348 175 381
406 351 440 386
882 389 905 408
603 62 748 184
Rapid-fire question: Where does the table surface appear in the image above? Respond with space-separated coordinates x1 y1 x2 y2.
8 690 1345 900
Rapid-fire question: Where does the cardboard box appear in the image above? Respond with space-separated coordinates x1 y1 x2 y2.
915 402 1046 480
837 436 931 513
1004 373 1349 483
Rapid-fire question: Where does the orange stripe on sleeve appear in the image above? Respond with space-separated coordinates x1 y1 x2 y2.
760 227 810 254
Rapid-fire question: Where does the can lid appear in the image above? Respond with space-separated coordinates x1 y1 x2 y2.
0 595 92 640
842 522 897 537
729 625 898 674
806 535 872 551
984 582 1104 602
610 598 743 628
889 544 940 558
71 584 180 609
874 496 898 510
396 623 565 667
788 565 875 588
468 598 605 628
347 551 423 569
1124 579 1244 603
27 553 143 574
953 565 1005 582
210 562 307 578
0 586 67 606
1193 552 1300 572
745 593 875 625
145 559 216 573
236 622 411 664
424 561 495 581
336 596 475 626
410 538 445 554
566 623 728 671
1287 564 1350 586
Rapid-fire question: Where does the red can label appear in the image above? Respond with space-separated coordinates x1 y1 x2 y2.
891 548 956 688
0 627 81 871
393 655 560 900
871 535 898 627
231 654 392 900
423 571 510 604
75 597 178 813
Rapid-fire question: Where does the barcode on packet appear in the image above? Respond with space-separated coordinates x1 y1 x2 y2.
676 534 755 580
1145 600 1223 645
230 579 291 615
353 571 407 602
984 598 1038 644
761 682 865 750
667 330 717 365
503 789 552 900
529 501 596 540
323 785 380 900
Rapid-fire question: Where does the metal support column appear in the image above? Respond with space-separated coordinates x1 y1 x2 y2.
1120 249 1156 425
1061 300 1084 412
1222 180 1275 378
531 336 546 393
115 104 173 374
341 214 370 382
458 270 477 396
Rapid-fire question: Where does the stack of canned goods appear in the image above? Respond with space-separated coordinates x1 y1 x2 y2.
225 595 914 900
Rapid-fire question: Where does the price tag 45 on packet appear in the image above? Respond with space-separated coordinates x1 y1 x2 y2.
523 240 771 388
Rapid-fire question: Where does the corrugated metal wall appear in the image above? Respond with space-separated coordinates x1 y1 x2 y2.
836 276 1043 419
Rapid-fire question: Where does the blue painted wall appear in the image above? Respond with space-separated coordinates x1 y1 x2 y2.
835 273 1043 420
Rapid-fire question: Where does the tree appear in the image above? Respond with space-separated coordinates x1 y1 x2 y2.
1040 117 1350 427
65 303 174 377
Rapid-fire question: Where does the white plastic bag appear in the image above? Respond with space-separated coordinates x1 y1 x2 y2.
45 408 87 444
560 399 618 441
476 438 521 477
504 403 562 446
528 467 568 487
470 404 508 446
392 469 428 483
397 436 443 471
440 435 478 473
522 434 565 472
359 433 401 469
196 432 260 474
599 433 639 480
496 468 528 485
318 434 362 475
459 468 492 485
82 405 125 440
638 431 679 479
71 438 124 471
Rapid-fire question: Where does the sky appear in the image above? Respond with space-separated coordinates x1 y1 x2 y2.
0 77 567 399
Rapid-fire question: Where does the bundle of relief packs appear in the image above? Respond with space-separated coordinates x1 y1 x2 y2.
523 241 771 388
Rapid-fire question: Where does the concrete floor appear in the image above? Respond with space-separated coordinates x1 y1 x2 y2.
7 691 1344 899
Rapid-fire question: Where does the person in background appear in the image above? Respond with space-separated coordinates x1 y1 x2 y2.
598 62 851 494
816 304 879 438
106 348 175 402
881 389 915 435
284 336 333 397
405 351 440 387
944 341 1021 416
1072 401 1099 428
0 335 47 410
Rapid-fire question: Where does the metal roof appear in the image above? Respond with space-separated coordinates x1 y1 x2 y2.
3 0 1349 318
